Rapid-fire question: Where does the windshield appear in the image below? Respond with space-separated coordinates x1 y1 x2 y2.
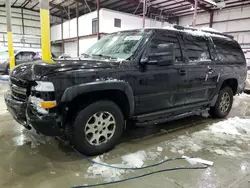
83 31 147 60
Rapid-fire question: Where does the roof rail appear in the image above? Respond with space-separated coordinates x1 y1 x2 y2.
172 25 234 39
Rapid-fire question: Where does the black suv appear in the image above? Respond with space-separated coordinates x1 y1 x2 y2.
5 26 247 155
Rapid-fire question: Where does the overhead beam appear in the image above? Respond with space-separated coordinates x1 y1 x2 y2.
0 4 59 17
73 0 96 9
185 0 212 12
123 0 175 17
22 0 31 8
31 2 39 10
12 0 19 6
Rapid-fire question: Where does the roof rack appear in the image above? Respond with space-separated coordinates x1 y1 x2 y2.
172 25 234 39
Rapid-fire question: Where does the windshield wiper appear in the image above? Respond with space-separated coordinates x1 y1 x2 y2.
92 54 117 60
81 53 91 58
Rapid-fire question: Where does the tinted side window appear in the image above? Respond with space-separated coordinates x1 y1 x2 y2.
213 38 245 62
183 34 211 62
16 52 36 60
147 32 182 62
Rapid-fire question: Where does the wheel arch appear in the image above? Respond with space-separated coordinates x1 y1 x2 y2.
219 78 238 95
61 80 135 121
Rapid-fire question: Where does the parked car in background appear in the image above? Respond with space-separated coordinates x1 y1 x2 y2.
0 49 42 74
0 49 57 74
5 26 247 156
58 53 71 59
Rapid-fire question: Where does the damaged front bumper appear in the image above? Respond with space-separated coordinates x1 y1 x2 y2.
4 90 62 136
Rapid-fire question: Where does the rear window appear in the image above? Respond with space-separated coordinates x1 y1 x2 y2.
213 38 245 62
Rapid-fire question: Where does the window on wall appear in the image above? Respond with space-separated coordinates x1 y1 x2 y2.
213 38 245 62
92 18 98 34
114 18 121 28
183 34 211 62
146 31 183 62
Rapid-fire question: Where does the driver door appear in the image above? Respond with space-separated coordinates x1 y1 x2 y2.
134 31 188 115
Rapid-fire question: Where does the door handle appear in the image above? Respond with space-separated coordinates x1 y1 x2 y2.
207 66 214 75
207 68 214 75
179 69 186 75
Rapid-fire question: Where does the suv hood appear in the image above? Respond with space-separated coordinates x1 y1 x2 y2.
10 59 119 81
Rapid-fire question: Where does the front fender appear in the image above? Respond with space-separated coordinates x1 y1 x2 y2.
61 80 135 117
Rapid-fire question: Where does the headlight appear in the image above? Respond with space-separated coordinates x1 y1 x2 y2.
30 81 56 115
32 81 55 92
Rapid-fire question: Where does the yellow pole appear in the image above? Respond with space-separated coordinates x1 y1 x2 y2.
6 0 15 70
40 0 54 63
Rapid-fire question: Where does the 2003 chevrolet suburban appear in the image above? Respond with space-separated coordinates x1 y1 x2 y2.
5 26 247 155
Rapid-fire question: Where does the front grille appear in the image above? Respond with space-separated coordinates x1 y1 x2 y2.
10 77 27 88
10 77 28 101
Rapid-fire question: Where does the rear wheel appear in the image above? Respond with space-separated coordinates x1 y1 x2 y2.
209 87 233 118
72 100 124 156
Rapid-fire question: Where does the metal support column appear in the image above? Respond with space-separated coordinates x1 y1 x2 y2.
61 9 64 54
97 0 100 40
192 0 198 27
76 2 79 56
209 11 214 28
142 0 147 28
21 8 25 47
40 0 54 63
21 8 25 35
6 0 15 70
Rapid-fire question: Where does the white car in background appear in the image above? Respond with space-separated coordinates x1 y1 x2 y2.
0 49 42 74
0 49 57 75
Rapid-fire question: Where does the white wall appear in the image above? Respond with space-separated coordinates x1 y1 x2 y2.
64 41 77 57
100 9 171 33
50 8 171 56
179 5 250 44
79 37 98 53
50 8 171 41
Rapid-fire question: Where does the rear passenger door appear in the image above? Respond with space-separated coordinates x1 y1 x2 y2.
181 34 218 105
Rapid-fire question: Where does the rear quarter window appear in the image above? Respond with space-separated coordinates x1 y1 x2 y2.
212 38 245 63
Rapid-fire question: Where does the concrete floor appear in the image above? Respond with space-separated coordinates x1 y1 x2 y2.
0 81 250 188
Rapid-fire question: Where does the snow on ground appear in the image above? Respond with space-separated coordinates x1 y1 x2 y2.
86 149 162 181
233 93 250 116
169 117 250 157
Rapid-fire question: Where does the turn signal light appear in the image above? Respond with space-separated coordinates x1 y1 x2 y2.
40 101 57 109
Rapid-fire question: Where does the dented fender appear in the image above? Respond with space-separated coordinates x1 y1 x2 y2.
61 80 135 117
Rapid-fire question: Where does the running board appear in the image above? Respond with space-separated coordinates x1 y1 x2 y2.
135 108 208 127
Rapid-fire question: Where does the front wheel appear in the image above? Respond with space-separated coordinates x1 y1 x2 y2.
72 100 124 156
209 87 233 118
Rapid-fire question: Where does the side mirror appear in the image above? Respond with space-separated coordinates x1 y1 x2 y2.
142 43 175 66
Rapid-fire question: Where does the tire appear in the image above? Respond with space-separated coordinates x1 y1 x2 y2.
209 87 233 118
5 64 10 75
72 100 124 156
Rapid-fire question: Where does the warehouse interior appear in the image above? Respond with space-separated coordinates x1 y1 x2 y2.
0 0 250 188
